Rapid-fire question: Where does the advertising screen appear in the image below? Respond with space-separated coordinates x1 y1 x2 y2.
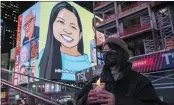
14 2 105 84
45 83 50 93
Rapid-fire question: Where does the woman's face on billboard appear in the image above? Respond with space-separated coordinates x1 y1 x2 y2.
21 47 27 63
31 41 38 58
20 67 26 82
53 8 82 48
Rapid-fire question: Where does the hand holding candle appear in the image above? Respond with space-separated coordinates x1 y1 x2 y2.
87 78 105 104
97 90 115 105
92 78 105 92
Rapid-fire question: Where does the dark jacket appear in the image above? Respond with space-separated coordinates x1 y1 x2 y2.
76 62 163 105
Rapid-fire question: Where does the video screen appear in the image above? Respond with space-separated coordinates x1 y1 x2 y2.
14 2 105 83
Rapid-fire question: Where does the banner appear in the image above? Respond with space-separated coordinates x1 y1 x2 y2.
131 48 174 72
13 15 22 85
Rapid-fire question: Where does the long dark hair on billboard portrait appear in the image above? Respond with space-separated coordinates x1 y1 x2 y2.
39 2 83 80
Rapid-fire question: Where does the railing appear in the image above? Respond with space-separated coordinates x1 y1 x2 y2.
120 23 151 37
1 68 82 90
104 14 116 22
1 68 82 104
118 1 148 17
121 1 147 13
94 1 104 8
1 79 60 105
164 36 174 49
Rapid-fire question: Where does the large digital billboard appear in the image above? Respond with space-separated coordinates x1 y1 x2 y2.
14 2 104 84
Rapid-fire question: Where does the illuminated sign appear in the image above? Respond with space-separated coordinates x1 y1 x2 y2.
15 2 102 82
131 49 174 72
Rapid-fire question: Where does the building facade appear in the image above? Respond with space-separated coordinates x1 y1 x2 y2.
94 1 174 57
1 2 20 53
1 1 37 53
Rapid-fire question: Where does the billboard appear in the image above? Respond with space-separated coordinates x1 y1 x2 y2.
14 2 105 84
131 48 174 72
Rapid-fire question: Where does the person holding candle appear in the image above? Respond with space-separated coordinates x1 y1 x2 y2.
76 37 166 105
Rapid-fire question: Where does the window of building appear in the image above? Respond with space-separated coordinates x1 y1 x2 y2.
123 17 141 30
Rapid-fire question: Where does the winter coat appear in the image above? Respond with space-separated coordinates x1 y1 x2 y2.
76 62 163 105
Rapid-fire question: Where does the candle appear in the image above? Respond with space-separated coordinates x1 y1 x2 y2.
92 78 105 92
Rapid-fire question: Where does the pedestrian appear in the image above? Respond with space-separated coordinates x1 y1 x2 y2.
76 37 165 105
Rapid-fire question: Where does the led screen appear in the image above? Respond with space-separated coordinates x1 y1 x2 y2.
14 2 105 84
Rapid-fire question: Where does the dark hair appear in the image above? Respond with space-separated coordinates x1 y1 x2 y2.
39 2 83 80
92 17 101 27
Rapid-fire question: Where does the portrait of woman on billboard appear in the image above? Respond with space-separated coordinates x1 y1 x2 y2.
19 65 27 83
20 43 30 64
39 2 90 80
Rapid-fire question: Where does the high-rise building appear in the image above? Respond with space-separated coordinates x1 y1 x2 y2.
1 2 20 53
1 1 37 53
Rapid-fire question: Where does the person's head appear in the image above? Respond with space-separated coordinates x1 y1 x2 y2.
23 10 36 38
103 37 130 71
31 41 38 59
40 2 83 79
20 46 28 63
92 17 105 45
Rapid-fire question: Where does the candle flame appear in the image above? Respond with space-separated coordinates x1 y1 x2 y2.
96 78 101 86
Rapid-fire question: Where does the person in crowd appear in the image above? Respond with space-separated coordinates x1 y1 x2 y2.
22 9 39 45
76 37 164 105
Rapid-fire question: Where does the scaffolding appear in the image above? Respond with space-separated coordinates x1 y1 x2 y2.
93 1 174 62
157 7 174 49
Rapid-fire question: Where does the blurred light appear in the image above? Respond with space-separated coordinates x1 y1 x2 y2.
32 85 36 88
